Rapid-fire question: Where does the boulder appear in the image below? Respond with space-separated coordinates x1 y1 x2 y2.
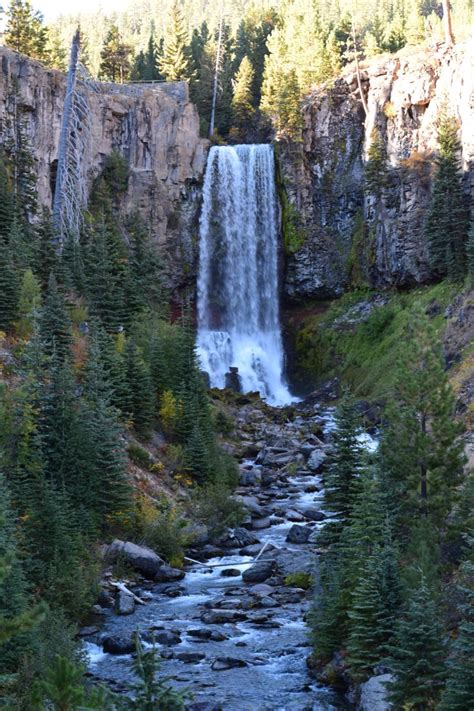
106 540 163 578
285 509 306 522
201 609 247 624
307 450 327 472
216 528 259 549
102 634 136 655
175 651 205 663
242 559 276 584
153 630 182 646
359 674 393 711
251 517 271 530
211 657 248 671
187 628 228 642
154 564 185 582
220 568 241 577
270 549 315 576
114 590 135 616
286 525 312 544
299 507 326 522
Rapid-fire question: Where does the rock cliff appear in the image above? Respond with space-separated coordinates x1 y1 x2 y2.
0 47 208 293
280 42 473 301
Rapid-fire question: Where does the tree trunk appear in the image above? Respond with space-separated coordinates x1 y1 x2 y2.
442 0 455 46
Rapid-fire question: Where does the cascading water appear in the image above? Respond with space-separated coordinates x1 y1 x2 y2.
197 144 293 406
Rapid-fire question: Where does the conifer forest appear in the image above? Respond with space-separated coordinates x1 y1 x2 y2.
0 1 472 710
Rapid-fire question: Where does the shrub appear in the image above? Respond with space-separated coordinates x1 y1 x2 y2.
140 506 192 568
191 483 245 538
128 443 153 469
284 571 314 590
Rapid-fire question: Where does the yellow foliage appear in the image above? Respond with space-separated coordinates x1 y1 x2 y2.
159 389 177 433
383 101 397 120
115 331 126 354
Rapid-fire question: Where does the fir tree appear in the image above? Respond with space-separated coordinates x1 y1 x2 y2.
438 540 474 710
467 220 474 283
380 306 465 537
34 208 58 289
387 576 447 710
124 340 155 438
0 247 20 332
38 273 72 361
231 56 255 138
99 25 132 83
17 268 41 338
0 156 15 240
159 1 192 81
426 116 469 280
4 0 49 62
365 129 388 194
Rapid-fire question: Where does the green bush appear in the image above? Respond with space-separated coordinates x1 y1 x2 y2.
140 508 192 568
284 571 314 590
191 483 245 538
128 442 153 469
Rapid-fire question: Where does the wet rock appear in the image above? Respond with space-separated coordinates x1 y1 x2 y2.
151 630 181 646
114 590 135 616
188 703 223 711
250 583 275 596
216 527 259 549
270 549 315 576
239 542 275 556
175 651 205 663
300 507 326 522
307 450 327 472
251 517 271 530
78 626 99 637
242 559 276 584
154 564 185 582
187 629 228 642
258 596 279 608
102 634 136 655
286 525 312 543
285 509 306 522
220 568 241 577
225 367 241 392
97 590 114 608
201 609 247 624
359 674 393 711
211 656 248 671
162 585 185 597
106 539 164 578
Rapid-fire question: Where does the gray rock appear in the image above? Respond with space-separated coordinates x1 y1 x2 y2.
153 630 182 646
300 507 326 522
154 564 185 582
114 590 135 616
102 634 136 655
216 528 259 549
359 674 393 711
307 450 327 472
251 517 271 530
201 609 247 624
211 657 248 671
250 583 274 596
270 549 315 576
106 539 163 578
220 568 241 577
242 559 275 584
285 509 306 522
175 651 205 663
187 629 228 642
286 525 312 544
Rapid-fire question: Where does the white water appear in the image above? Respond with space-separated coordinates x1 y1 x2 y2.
196 144 293 406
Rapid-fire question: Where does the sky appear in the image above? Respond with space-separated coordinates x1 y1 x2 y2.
8 0 131 21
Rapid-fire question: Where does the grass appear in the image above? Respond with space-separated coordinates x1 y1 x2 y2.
295 281 463 401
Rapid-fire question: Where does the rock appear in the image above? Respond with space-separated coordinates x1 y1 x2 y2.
251 517 271 530
102 634 136 655
300 507 326 522
153 630 182 646
78 626 99 637
285 509 306 522
154 564 185 582
220 568 241 577
97 590 114 608
286 525 312 544
239 542 275 556
175 651 205 663
106 540 164 578
187 629 228 642
250 583 274 596
201 609 247 624
359 674 393 711
307 450 327 472
242 559 276 584
216 528 259 549
114 590 135 616
211 657 248 671
225 367 241 392
270 549 315 576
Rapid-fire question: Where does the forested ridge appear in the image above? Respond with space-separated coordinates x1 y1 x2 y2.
0 0 473 710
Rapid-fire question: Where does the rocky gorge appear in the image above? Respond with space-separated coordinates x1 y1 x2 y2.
83 397 381 711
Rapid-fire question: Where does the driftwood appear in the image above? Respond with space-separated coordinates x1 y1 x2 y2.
110 581 146 605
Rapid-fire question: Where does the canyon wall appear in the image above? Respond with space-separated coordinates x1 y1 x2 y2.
280 41 473 301
0 47 208 293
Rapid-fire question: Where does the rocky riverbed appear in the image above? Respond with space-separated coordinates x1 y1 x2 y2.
84 401 376 710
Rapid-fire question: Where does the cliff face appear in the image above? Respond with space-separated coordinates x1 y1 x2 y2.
0 48 208 293
280 42 473 301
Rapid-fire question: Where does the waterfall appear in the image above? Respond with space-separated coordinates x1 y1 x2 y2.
196 144 293 406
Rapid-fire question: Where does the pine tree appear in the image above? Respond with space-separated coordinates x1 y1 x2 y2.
159 1 192 81
231 56 255 138
38 273 72 360
365 129 387 194
322 391 365 543
99 25 132 83
467 220 474 283
387 577 447 710
8 217 34 271
380 306 465 537
0 247 20 332
426 116 469 280
0 156 15 240
17 268 41 338
438 540 474 710
311 553 347 661
124 340 155 438
34 208 58 289
4 0 49 62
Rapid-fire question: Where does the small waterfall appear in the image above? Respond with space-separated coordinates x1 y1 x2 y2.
196 144 293 406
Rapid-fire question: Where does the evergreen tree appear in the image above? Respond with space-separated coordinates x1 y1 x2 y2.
467 220 474 283
387 576 447 710
124 340 155 438
322 391 365 543
380 306 465 537
99 25 132 83
365 129 388 194
38 273 72 360
0 156 15 240
426 116 469 280
0 247 20 332
231 56 255 138
4 0 49 62
34 208 58 288
17 268 42 338
438 540 474 710
159 1 192 81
